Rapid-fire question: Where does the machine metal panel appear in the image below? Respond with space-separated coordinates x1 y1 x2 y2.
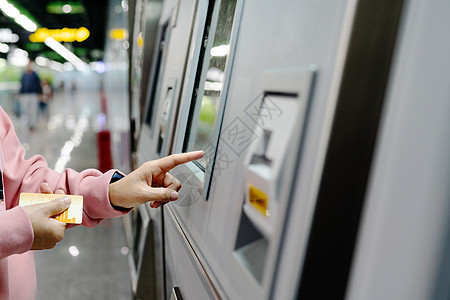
346 1 450 299
167 0 355 298
137 0 200 162
164 206 220 300
130 0 147 132
268 1 360 298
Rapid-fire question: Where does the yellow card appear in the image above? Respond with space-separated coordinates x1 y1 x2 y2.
19 193 83 224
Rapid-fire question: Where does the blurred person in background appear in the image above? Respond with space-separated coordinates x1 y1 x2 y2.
38 79 53 122
19 60 42 131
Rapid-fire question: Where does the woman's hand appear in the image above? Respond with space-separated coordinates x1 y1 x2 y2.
108 150 204 209
22 183 70 250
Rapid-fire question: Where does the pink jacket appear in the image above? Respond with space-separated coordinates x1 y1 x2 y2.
0 107 127 299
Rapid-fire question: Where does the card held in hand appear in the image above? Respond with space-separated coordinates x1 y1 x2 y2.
19 193 83 224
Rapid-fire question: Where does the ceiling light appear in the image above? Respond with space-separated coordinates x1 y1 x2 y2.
44 37 88 71
49 60 64 72
90 61 106 74
63 62 74 71
35 56 64 72
0 1 20 18
35 56 47 66
11 47 27 57
0 29 19 43
7 47 29 66
14 14 37 32
0 42 9 53
210 44 230 57
47 2 84 14
0 0 38 32
62 4 72 13
30 27 90 43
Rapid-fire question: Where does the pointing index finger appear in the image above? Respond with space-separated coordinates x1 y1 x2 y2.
156 150 204 172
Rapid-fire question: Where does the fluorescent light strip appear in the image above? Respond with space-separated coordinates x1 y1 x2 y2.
35 56 64 72
14 14 37 32
44 37 87 71
0 0 20 18
0 0 37 32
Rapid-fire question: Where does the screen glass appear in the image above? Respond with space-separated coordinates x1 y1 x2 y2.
184 0 238 169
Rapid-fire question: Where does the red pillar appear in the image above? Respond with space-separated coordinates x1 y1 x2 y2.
97 130 112 172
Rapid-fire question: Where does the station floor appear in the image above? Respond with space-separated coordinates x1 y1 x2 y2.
5 89 134 299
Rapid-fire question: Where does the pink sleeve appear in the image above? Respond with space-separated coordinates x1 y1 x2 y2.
0 206 34 259
0 107 127 232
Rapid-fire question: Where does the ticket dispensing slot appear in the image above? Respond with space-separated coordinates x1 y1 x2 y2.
235 67 316 283
156 79 178 156
243 67 316 240
243 91 300 239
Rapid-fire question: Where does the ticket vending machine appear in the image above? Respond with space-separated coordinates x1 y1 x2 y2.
133 0 450 299
133 0 204 299
164 0 358 298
